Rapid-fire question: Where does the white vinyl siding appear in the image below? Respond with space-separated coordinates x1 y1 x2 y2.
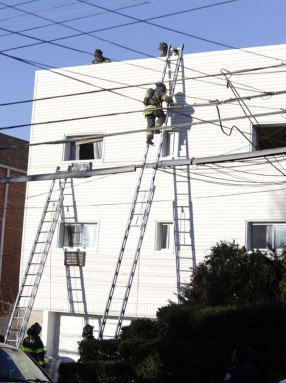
21 44 286 335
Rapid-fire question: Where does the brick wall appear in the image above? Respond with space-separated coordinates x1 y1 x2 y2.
0 170 27 303
0 133 28 308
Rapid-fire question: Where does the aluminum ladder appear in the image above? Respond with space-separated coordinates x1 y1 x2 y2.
173 142 196 294
169 54 196 295
61 177 88 321
5 169 67 346
98 45 184 340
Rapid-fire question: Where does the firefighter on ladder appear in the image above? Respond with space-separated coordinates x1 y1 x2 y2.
21 322 46 368
158 42 179 57
144 82 174 145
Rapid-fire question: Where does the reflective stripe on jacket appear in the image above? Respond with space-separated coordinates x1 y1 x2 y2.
144 93 174 116
21 336 46 367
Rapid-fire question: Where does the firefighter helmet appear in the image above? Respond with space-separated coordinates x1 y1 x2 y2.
155 82 167 92
82 323 94 338
95 49 103 56
159 42 168 50
28 322 41 336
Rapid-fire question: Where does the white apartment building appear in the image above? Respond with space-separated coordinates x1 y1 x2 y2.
21 44 286 363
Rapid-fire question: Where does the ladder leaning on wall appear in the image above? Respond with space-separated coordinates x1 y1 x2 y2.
61 177 88 322
98 45 184 340
5 168 68 347
4 163 91 347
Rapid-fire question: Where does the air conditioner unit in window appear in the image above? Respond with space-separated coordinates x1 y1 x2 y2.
68 162 92 172
64 250 86 266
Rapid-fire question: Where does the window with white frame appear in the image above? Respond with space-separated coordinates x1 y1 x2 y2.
249 222 286 255
61 223 97 248
161 132 175 157
64 135 103 161
253 124 286 150
156 222 173 250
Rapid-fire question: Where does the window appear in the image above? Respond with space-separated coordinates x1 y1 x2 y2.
253 124 286 150
64 135 103 161
61 223 97 248
249 222 286 255
156 222 173 250
161 132 176 157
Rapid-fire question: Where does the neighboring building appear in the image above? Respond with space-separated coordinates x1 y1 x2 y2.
21 44 286 362
0 134 28 330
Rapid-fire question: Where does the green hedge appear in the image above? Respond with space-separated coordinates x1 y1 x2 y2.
58 304 286 383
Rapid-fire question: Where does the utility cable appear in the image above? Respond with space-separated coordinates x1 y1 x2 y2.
0 62 286 109
0 0 39 10
0 0 225 32
0 102 285 134
0 104 285 133
0 0 277 97
220 72 286 176
0 1 279 108
79 0 286 63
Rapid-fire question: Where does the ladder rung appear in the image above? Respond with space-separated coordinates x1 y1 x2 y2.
98 49 184 339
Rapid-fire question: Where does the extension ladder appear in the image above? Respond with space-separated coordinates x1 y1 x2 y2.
61 177 88 321
98 45 184 340
173 138 196 294
168 54 197 295
5 169 67 346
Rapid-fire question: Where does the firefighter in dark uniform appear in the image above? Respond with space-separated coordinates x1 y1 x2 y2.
159 42 168 57
21 322 45 368
91 49 111 64
143 82 174 145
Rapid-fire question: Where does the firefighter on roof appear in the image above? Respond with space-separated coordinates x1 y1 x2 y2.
21 322 46 368
91 49 111 64
143 82 174 145
158 42 168 57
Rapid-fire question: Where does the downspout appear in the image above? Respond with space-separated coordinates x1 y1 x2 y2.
0 168 10 281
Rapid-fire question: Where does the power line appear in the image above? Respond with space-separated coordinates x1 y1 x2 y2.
79 0 286 63
2 65 286 109
218 74 286 176
0 1 232 56
0 0 226 33
0 1 80 23
0 0 39 10
0 0 275 98
0 1 278 109
0 105 285 132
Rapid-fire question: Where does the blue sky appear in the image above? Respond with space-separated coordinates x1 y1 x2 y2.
0 0 285 141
